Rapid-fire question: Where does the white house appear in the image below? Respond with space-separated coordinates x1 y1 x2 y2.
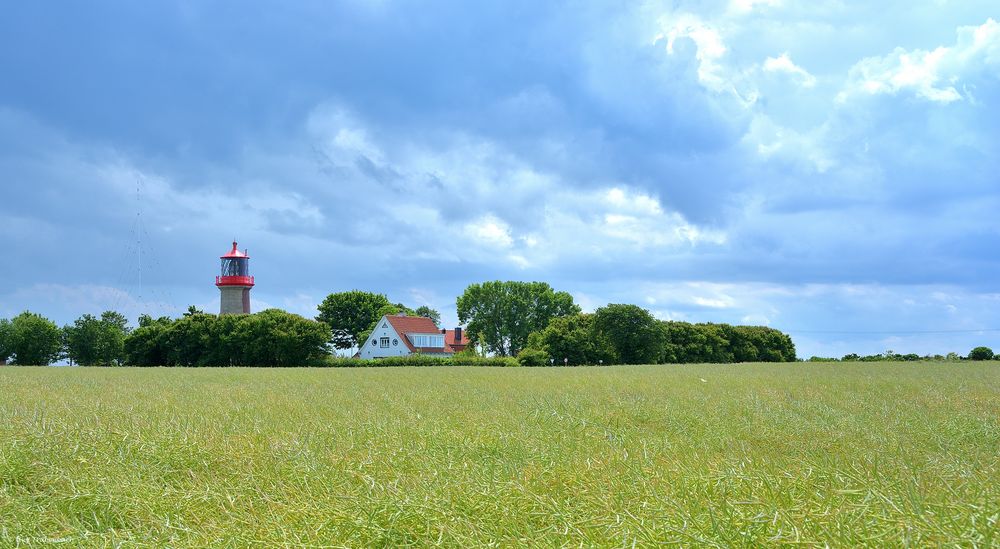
358 314 470 359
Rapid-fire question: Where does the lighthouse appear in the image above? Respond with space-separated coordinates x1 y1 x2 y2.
216 241 254 315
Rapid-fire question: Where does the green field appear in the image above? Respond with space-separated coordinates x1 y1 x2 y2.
1 364 998 547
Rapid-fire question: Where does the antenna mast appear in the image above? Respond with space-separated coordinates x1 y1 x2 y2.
137 178 143 304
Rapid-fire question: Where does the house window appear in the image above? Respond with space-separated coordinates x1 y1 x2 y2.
380 337 390 348
409 334 445 347
392 339 398 346
371 339 377 346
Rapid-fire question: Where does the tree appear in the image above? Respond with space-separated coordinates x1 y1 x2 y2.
124 309 332 366
660 321 730 363
63 311 129 366
525 313 617 365
721 325 796 362
240 309 332 366
0 318 14 364
316 291 391 350
456 281 580 356
125 315 173 366
64 314 101 365
9 311 63 365
357 303 417 347
96 311 129 365
968 346 994 361
658 321 796 364
415 306 441 326
161 312 215 366
592 304 664 364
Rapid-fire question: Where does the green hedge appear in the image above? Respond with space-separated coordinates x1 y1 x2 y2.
320 355 519 367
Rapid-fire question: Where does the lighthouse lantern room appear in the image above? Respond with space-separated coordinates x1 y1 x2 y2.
216 241 254 314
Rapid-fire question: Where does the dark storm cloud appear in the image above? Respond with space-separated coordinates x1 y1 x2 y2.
2 1 1000 357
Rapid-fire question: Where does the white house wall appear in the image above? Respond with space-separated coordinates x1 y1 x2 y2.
359 316 412 359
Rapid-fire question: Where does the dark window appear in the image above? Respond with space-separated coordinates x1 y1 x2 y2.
380 337 390 348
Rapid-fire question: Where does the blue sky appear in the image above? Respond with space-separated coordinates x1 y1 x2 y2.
2 1 999 358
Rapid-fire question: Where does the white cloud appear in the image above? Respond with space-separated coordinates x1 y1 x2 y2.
838 18 1000 103
655 14 730 91
97 162 325 234
466 215 514 249
741 114 834 173
729 0 781 15
577 186 726 250
763 53 817 88
303 105 727 268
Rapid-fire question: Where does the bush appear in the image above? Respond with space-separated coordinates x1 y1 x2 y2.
517 348 550 367
318 354 519 368
968 346 994 361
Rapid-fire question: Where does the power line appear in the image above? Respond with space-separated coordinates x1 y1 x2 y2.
786 328 1000 335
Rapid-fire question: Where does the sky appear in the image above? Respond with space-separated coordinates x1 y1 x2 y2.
1 1 999 358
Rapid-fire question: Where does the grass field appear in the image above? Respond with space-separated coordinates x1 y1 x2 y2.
1 363 998 547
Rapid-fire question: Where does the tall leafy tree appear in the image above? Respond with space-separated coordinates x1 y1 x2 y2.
316 291 391 350
457 281 580 356
415 306 441 326
96 311 129 365
64 314 101 365
64 311 130 366
592 304 664 364
0 318 13 363
8 311 63 365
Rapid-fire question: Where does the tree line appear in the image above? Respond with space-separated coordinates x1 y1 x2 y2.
0 309 330 366
514 303 796 365
320 283 797 365
807 346 996 362
5 279 988 367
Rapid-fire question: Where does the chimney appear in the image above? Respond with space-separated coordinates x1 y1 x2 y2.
455 327 463 343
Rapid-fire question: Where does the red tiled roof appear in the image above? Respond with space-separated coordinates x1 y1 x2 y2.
383 315 469 354
444 329 470 353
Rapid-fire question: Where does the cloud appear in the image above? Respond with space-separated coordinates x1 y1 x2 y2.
729 0 781 15
655 14 732 92
3 1 1000 361
466 215 515 249
763 52 817 87
838 18 1000 104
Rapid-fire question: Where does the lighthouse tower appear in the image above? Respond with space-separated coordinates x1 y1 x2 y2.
216 241 254 315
